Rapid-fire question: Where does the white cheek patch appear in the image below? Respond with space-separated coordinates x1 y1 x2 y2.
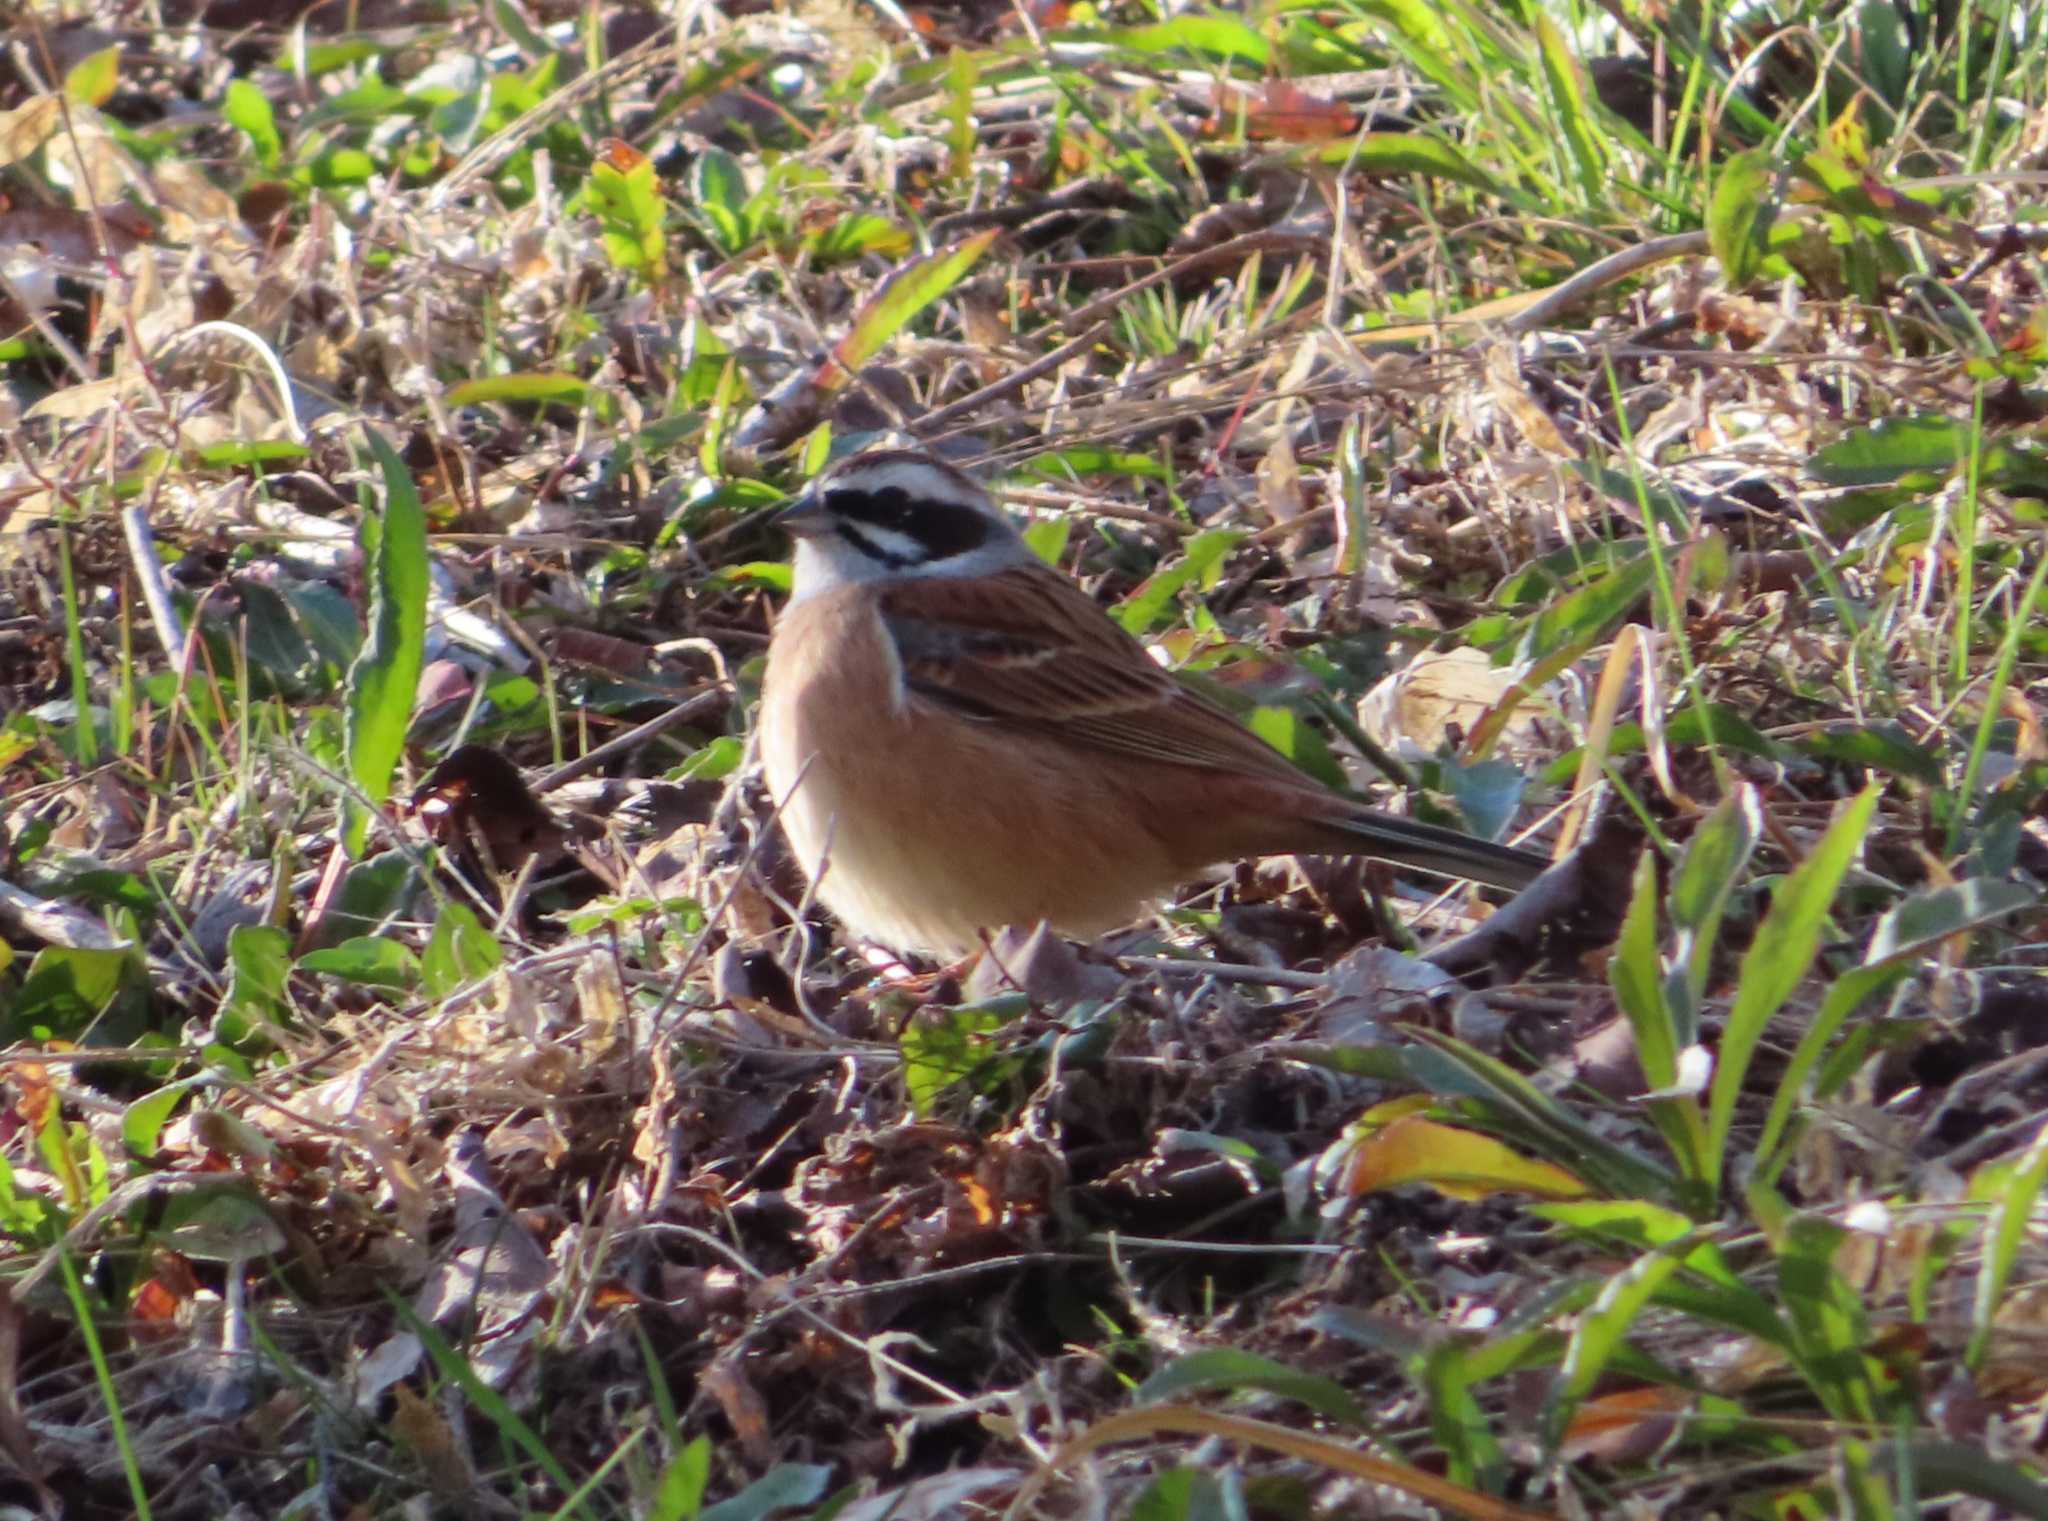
789 530 926 604
838 522 930 568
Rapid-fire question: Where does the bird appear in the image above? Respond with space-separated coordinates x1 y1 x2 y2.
757 448 1551 958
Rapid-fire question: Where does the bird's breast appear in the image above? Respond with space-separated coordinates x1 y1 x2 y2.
758 585 1182 955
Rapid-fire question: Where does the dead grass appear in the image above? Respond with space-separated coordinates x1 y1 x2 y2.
2 0 2048 1517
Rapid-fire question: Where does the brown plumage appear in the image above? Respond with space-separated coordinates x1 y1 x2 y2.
759 450 1549 957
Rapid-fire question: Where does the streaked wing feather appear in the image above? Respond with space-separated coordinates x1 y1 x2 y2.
879 566 1297 776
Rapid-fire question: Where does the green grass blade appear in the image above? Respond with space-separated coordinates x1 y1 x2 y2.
1968 1118 2048 1370
56 523 99 766
390 1294 584 1511
1706 149 1777 289
1905 1440 2048 1517
57 1249 151 1521
1947 531 2048 857
342 433 429 856
1138 1349 1374 1428
1768 1206 1882 1426
1532 14 1605 201
1608 849 1709 1191
1663 788 1760 1034
1752 962 1908 1180
1542 1244 1684 1449
1402 1030 1680 1203
1705 784 1880 1193
830 230 999 379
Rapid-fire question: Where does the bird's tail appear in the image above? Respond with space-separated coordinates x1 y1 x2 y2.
1303 807 1552 892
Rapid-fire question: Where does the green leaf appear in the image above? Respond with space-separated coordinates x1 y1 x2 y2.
1609 844 1711 1194
1068 15 1271 65
6 946 130 1042
224 79 283 169
1533 14 1604 198
1533 1201 1792 1346
421 900 503 999
1401 1030 1679 1204
1440 759 1525 844
672 735 745 781
343 434 429 855
1516 553 1655 664
1753 962 1907 1176
1017 448 1170 482
192 439 311 469
807 213 911 262
899 998 1026 1116
1571 460 1697 537
651 1444 713 1520
696 203 746 256
0 1155 51 1240
285 582 362 673
63 46 119 107
1807 414 1967 486
700 1463 836 1521
1706 149 1776 289
588 150 670 276
689 148 748 220
233 580 317 685
1772 1208 1882 1422
1318 132 1496 192
217 925 292 1047
714 561 794 594
1021 516 1072 567
427 88 484 152
1865 879 2036 965
1541 702 1789 785
156 1182 285 1262
1665 788 1760 1038
1796 722 1943 783
1129 1469 1232 1521
830 230 1000 379
1705 784 1878 1194
1855 0 1912 104
1246 705 1345 789
307 146 377 186
298 936 421 990
1969 1118 2048 1370
488 0 553 58
1114 529 1244 633
121 1084 189 1158
317 848 413 949
1137 1349 1372 1427
446 372 592 408
1902 1443 2048 1518
57 869 156 917
1608 853 1674 1085
1544 1245 1686 1446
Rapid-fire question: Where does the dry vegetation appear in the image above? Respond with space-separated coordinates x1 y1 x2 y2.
2 0 2048 1516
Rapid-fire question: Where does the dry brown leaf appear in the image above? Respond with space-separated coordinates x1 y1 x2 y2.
1484 341 1575 458
1558 1385 1691 1463
391 1383 473 1495
0 95 62 169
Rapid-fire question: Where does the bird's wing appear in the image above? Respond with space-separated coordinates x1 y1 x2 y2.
878 564 1301 777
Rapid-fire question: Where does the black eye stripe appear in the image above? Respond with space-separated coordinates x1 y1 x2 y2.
823 485 994 560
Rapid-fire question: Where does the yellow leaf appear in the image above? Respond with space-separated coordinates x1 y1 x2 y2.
65 47 119 107
1337 1115 1590 1201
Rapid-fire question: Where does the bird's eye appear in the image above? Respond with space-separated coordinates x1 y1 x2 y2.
875 486 913 526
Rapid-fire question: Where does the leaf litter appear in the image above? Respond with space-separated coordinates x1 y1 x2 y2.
1 1 2047 1517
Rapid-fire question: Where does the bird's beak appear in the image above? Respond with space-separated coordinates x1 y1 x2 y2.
775 492 831 539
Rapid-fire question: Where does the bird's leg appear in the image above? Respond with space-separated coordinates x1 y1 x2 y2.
855 942 975 1002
